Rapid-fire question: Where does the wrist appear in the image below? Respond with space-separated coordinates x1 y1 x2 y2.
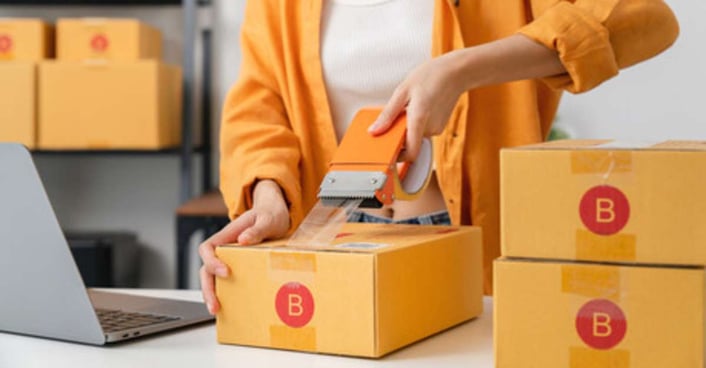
252 179 286 208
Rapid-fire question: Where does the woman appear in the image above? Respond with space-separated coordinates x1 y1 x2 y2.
200 0 678 314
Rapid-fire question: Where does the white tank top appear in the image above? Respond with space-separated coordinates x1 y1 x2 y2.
320 0 434 141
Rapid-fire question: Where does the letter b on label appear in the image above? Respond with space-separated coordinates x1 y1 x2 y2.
275 282 314 328
579 185 630 235
576 299 627 350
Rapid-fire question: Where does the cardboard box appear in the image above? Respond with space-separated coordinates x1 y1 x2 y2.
501 139 706 265
38 60 182 150
0 18 53 61
494 258 706 368
57 18 161 61
0 62 36 149
215 223 484 357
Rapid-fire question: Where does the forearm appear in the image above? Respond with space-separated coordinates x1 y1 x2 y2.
447 34 566 93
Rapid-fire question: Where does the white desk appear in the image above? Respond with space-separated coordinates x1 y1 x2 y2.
0 289 493 368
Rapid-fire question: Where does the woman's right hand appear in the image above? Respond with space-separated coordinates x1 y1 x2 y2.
198 179 290 315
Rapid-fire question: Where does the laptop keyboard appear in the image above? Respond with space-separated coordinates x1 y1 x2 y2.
96 308 181 333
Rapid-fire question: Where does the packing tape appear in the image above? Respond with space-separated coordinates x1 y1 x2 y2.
269 325 317 351
268 252 316 292
286 199 363 248
575 229 636 262
270 252 317 272
570 151 632 176
561 264 621 300
268 252 318 350
393 137 434 201
571 149 635 262
569 346 630 368
563 267 629 367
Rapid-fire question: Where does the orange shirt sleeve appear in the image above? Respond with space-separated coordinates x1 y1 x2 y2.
518 0 679 93
219 0 303 224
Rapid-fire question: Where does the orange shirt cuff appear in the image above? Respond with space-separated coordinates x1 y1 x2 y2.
518 2 619 93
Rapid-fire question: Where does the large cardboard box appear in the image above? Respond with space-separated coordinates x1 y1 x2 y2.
0 18 53 61
494 258 706 368
0 62 36 149
216 223 484 357
501 139 706 265
57 18 161 61
38 60 182 150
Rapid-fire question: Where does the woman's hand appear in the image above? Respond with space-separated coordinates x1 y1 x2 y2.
368 51 466 162
368 34 566 161
198 179 290 315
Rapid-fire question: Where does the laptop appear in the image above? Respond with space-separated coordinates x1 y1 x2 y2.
0 143 214 345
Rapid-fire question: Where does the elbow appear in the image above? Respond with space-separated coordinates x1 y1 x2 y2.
607 0 680 69
658 1 680 46
641 0 680 59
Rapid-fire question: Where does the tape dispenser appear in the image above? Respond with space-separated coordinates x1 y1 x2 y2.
318 108 433 208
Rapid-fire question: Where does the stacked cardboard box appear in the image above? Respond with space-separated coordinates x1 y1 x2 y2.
0 19 53 149
495 140 706 367
56 18 161 62
215 222 485 357
39 18 181 150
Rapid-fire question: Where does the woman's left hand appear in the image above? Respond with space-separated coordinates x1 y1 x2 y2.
367 52 466 162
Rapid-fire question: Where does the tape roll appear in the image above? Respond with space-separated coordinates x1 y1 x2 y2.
393 137 433 201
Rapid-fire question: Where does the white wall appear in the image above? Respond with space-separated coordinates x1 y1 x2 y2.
0 0 701 288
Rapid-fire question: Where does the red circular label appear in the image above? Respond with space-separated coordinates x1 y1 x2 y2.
90 34 109 52
0 34 13 53
576 299 627 350
579 185 630 235
275 282 314 328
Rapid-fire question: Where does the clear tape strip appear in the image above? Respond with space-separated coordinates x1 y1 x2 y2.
286 199 363 247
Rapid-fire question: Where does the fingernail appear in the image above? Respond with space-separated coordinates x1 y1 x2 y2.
216 266 228 277
368 121 380 133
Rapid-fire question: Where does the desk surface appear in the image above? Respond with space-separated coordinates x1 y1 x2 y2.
0 289 493 368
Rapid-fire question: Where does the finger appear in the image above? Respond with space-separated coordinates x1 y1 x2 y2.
200 265 220 315
238 213 275 245
198 213 256 277
210 211 257 245
368 85 409 135
197 236 229 277
198 243 229 278
399 100 426 162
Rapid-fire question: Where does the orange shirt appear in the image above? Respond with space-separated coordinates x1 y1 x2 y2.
220 0 679 294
